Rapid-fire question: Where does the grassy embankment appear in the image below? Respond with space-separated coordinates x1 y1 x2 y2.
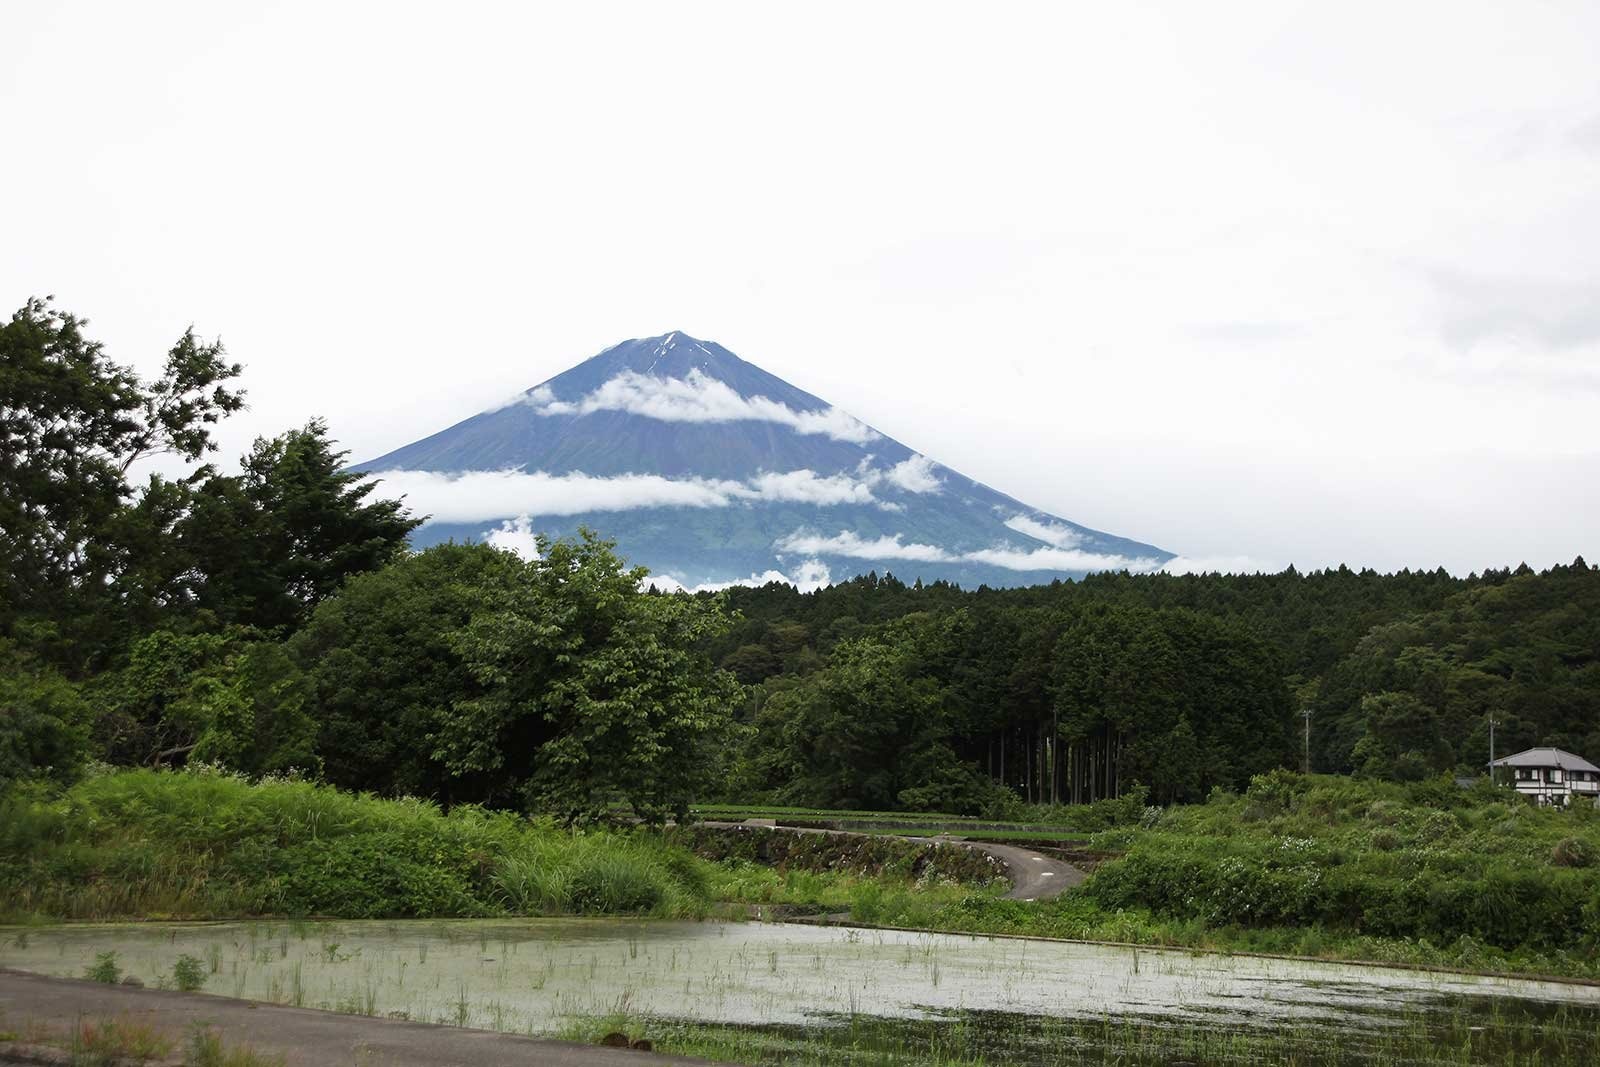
0 768 998 925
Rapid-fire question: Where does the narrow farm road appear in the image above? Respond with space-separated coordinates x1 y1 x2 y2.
699 821 1087 902
935 837 1086 901
0 969 714 1067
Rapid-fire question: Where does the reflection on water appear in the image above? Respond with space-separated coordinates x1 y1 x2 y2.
3 920 1595 1058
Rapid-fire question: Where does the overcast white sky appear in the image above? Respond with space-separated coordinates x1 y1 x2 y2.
6 1 1598 575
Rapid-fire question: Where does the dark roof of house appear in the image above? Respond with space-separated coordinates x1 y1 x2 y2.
1489 747 1600 773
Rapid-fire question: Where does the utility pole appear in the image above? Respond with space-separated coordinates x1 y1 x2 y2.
1301 708 1313 774
1488 715 1500 785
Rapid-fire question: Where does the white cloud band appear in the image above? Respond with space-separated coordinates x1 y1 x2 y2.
775 527 1168 574
522 369 879 444
378 463 942 524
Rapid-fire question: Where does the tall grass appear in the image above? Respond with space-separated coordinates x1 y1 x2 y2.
0 769 713 921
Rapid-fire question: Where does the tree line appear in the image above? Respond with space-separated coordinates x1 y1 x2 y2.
704 557 1599 811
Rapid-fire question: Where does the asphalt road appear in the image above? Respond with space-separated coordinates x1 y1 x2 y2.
0 969 713 1067
941 837 1086 900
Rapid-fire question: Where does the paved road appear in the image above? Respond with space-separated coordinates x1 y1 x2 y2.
936 837 1086 900
0 969 712 1067
700 820 1086 901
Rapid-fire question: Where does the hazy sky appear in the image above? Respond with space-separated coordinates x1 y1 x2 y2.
6 1 1598 575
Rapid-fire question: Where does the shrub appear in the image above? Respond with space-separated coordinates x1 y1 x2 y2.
172 954 206 991
85 952 120 983
278 832 487 918
1245 769 1307 816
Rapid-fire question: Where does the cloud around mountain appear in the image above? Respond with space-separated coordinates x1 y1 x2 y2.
520 368 880 444
370 457 945 524
775 526 1166 573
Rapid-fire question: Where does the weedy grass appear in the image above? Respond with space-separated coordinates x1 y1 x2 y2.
0 770 721 922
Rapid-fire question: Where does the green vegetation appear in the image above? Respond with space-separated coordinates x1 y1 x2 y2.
171 953 207 992
70 1016 175 1065
710 558 1599 811
182 1025 285 1067
294 535 742 820
84 951 121 983
896 773 1600 979
0 768 997 923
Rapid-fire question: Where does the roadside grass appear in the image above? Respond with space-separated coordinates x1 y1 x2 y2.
182 1024 285 1067
71 1016 174 1065
0 1014 279 1067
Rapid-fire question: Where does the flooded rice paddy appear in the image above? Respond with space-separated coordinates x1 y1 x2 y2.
3 920 1596 1064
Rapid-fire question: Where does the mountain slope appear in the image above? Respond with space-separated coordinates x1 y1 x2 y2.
357 331 1174 589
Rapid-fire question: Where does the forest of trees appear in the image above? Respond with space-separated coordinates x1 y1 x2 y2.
702 558 1599 811
4 298 1597 820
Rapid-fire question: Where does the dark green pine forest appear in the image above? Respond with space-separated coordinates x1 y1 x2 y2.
4 297 1598 820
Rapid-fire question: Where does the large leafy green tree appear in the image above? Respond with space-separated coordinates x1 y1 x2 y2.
0 298 242 662
296 535 743 821
291 542 527 799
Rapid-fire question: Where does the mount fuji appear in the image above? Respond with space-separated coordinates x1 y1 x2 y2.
356 332 1174 590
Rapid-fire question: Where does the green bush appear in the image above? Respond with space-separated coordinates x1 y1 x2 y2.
172 954 206 991
278 832 485 918
85 951 120 983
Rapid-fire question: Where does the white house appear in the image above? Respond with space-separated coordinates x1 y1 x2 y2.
1489 747 1600 807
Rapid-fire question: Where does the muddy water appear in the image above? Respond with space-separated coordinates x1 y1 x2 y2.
1 920 1593 1036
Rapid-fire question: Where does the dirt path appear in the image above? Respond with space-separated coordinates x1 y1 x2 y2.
0 969 710 1067
700 820 1086 901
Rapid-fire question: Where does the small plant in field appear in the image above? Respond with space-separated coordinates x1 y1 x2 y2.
85 951 121 984
172 954 207 991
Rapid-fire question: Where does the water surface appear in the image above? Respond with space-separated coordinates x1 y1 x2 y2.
3 920 1592 1029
